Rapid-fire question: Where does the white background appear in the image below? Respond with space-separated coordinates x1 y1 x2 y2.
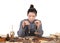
0 0 60 36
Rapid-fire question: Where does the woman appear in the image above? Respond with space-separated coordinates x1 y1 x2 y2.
17 4 43 37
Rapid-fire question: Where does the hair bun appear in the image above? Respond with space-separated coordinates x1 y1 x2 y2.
30 4 34 8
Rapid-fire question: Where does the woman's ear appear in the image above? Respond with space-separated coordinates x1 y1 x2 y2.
34 13 37 16
35 14 37 16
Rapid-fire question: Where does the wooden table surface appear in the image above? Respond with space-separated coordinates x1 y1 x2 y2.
0 36 54 42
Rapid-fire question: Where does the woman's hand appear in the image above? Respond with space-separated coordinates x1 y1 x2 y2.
34 20 41 28
22 21 30 28
34 32 40 35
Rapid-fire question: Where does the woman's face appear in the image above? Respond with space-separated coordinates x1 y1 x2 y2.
27 12 36 22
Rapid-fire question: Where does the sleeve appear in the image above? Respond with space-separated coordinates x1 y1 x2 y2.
36 21 43 37
17 20 25 37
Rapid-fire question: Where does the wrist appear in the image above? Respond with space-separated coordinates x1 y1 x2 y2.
36 25 40 29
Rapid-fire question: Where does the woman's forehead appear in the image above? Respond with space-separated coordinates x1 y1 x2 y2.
28 12 36 16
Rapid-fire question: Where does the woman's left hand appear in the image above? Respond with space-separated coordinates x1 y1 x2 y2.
34 20 41 28
34 32 40 35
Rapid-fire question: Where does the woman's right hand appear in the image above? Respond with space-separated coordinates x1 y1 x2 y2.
22 21 30 28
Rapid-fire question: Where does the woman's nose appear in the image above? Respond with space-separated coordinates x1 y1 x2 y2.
30 17 33 19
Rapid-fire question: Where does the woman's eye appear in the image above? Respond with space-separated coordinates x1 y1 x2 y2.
29 15 35 17
29 16 31 17
33 16 35 17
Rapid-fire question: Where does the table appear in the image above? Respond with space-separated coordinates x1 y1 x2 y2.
0 36 54 43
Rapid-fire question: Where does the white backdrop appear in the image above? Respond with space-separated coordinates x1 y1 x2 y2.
0 0 60 36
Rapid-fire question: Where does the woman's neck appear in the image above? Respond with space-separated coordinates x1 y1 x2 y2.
28 19 34 23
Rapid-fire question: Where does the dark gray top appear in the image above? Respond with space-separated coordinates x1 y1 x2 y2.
17 19 43 37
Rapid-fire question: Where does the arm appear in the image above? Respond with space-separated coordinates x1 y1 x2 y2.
17 20 25 37
36 24 43 37
34 20 43 37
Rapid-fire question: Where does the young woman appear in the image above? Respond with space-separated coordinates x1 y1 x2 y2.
17 4 43 37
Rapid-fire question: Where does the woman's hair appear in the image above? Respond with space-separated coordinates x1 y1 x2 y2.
27 4 37 16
